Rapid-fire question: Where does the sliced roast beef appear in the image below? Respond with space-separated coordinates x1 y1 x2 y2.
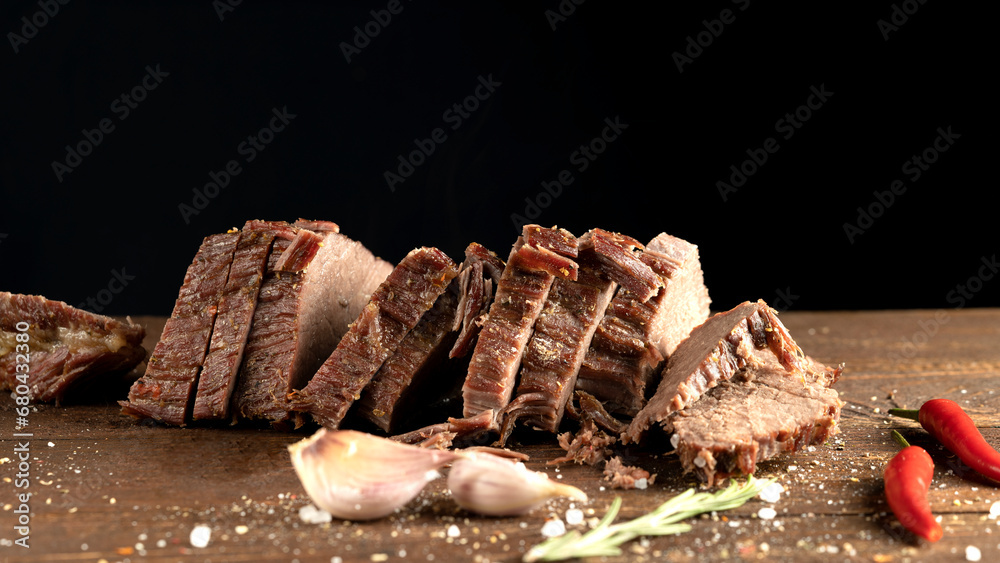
120 232 240 424
191 225 275 421
355 243 504 434
232 222 394 426
499 229 659 444
353 285 460 433
449 243 505 359
625 300 804 443
575 233 710 417
1 292 146 403
669 355 843 485
461 225 579 429
288 247 459 428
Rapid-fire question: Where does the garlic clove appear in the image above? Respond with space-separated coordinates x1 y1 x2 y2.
447 452 588 516
288 428 460 520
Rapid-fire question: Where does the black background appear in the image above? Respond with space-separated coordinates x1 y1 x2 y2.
1 1 994 316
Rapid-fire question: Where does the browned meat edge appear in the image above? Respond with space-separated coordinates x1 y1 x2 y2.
669 356 843 485
1 292 146 404
625 300 804 444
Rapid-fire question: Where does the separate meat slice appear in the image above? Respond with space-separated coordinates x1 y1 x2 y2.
1 292 146 403
625 300 805 443
461 225 579 429
449 243 505 359
353 285 460 433
355 243 504 434
669 355 844 485
190 225 275 421
575 233 710 417
499 229 659 444
288 247 459 429
120 232 240 424
232 222 395 426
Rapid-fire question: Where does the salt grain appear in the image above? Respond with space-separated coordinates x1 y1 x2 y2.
447 524 461 538
989 501 1000 519
635 478 648 490
541 518 566 538
758 507 777 520
758 482 785 504
299 504 333 524
189 525 212 548
565 508 584 526
966 545 982 561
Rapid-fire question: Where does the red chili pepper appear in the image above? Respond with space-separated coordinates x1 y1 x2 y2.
889 399 1000 483
884 430 942 542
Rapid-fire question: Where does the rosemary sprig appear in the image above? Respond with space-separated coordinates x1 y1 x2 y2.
523 475 774 562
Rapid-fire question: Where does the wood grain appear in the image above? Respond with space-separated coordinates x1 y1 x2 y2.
2 309 1000 562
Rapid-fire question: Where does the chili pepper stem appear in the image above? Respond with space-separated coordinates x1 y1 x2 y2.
890 430 911 449
887 408 921 421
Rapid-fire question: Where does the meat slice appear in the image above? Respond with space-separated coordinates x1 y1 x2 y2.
120 232 240 424
669 355 843 485
190 225 275 421
499 229 658 443
461 225 579 428
1 292 146 403
355 243 504 434
449 243 505 359
575 233 710 417
353 285 460 433
288 247 459 428
232 222 395 426
625 300 805 443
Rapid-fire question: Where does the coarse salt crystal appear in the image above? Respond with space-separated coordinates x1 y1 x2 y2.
635 478 648 490
447 524 461 538
758 507 777 520
966 545 982 561
189 525 211 548
299 504 333 524
565 508 584 526
541 518 566 538
758 482 785 504
990 501 1000 519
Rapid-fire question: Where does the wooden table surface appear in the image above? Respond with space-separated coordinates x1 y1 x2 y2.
3 309 1000 562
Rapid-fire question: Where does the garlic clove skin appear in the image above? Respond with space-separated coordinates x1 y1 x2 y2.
447 452 588 516
288 429 460 520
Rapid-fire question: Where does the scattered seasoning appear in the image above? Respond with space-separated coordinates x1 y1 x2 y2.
540 517 566 539
966 545 982 562
884 430 942 542
758 482 785 504
889 399 1000 483
447 524 461 538
565 508 584 526
757 507 777 520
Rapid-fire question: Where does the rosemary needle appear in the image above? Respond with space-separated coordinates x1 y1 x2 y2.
523 475 774 562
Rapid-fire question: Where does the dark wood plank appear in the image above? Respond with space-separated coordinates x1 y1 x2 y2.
3 309 1000 562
